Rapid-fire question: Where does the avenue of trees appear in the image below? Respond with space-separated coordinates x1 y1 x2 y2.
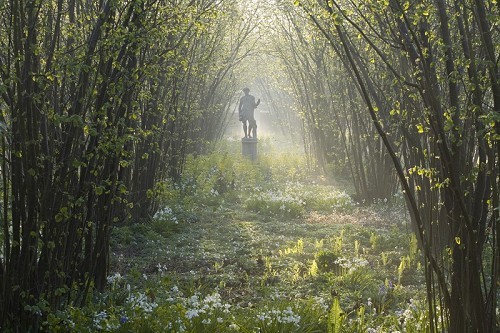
264 1 498 332
0 0 498 332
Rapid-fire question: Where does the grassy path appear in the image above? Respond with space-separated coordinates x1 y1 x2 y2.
93 178 431 332
112 191 420 312
48 150 431 332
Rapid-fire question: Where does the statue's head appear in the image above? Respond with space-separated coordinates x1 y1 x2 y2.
243 87 250 94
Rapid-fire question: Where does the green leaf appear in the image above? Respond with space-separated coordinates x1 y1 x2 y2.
95 186 105 195
55 206 69 222
328 297 344 333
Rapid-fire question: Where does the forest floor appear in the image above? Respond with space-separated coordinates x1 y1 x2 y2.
112 196 417 306
105 173 428 332
48 139 431 332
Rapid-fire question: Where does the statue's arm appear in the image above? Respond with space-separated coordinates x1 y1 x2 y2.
255 98 260 108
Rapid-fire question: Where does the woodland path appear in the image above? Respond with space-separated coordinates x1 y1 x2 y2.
111 193 410 307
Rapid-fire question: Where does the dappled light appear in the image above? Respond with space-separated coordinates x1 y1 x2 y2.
0 0 498 332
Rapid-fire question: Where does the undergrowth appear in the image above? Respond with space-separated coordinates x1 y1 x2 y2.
42 139 434 333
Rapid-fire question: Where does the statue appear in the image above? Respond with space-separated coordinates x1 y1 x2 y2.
238 87 260 139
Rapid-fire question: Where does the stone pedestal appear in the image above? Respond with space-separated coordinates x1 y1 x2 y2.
242 138 258 161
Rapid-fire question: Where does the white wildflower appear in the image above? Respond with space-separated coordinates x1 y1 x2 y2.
185 309 199 320
107 272 122 284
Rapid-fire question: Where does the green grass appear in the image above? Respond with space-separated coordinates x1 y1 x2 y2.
42 141 434 333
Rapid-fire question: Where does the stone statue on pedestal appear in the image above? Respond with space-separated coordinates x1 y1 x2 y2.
238 87 260 139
